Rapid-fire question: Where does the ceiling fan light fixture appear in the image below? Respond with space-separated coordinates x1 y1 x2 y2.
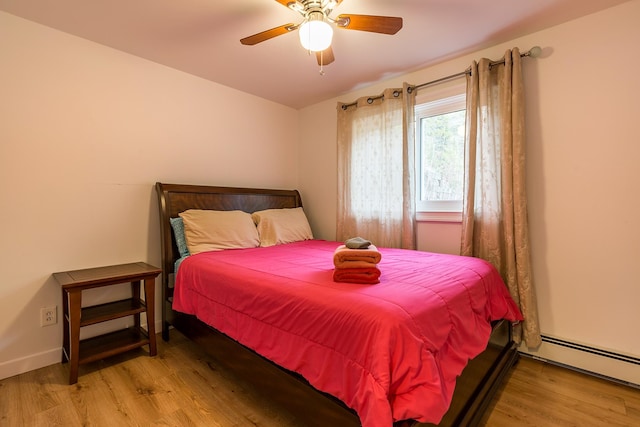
299 13 333 52
241 2 403 67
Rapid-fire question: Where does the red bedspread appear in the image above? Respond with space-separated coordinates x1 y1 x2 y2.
173 240 522 426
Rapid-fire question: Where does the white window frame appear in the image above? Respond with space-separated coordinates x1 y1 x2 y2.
414 82 466 222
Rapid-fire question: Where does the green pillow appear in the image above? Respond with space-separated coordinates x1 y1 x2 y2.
170 217 190 258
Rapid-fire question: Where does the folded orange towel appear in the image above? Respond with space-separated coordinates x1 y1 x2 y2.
333 267 381 284
333 244 382 268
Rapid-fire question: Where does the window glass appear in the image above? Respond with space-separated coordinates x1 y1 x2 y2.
415 85 466 213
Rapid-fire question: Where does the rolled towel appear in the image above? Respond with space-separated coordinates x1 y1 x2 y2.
333 267 381 284
345 237 372 249
333 245 382 268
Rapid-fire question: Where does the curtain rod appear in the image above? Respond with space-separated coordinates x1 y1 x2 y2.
340 46 541 110
412 45 541 91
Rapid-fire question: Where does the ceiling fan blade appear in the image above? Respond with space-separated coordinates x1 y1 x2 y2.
240 24 295 45
316 47 335 66
336 14 403 35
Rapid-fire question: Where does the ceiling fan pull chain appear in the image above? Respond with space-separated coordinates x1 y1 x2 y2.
319 50 326 75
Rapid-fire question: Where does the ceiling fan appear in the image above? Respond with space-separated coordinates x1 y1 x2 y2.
240 0 403 66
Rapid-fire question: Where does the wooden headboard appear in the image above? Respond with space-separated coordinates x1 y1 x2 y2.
155 182 303 335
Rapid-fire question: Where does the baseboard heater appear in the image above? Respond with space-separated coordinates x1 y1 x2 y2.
520 334 640 389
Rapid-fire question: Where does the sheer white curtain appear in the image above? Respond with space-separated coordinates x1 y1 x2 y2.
336 84 416 249
461 48 541 347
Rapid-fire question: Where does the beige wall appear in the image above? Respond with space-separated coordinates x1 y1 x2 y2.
0 12 299 378
3 1 639 382
299 1 640 380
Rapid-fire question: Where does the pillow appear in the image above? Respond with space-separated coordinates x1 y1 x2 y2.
170 217 190 258
179 209 260 255
251 207 313 247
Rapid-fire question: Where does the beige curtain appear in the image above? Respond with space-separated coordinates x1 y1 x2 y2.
461 48 541 348
337 84 416 249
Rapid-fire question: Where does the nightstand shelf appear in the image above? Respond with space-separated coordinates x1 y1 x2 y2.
76 328 150 365
79 298 147 326
53 262 161 384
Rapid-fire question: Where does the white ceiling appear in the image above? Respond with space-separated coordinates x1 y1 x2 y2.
0 0 630 109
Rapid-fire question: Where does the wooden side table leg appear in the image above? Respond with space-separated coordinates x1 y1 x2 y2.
143 277 157 356
131 280 141 331
61 289 70 363
67 289 82 384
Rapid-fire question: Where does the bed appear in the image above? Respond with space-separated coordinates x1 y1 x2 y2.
155 182 522 427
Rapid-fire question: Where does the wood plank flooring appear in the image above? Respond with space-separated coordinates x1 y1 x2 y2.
1 330 639 426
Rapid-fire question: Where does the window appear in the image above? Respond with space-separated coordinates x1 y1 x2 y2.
415 84 466 217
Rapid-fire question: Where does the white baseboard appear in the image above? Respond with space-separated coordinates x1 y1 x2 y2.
0 348 61 380
520 334 640 388
0 319 164 380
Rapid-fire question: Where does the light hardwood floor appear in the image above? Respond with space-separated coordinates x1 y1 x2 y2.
1 330 639 426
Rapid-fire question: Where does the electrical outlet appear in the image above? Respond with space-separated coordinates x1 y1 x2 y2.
41 306 57 326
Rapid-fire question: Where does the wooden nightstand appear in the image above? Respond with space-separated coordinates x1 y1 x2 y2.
53 262 161 384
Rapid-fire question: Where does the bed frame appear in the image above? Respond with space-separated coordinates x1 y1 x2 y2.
155 182 519 427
